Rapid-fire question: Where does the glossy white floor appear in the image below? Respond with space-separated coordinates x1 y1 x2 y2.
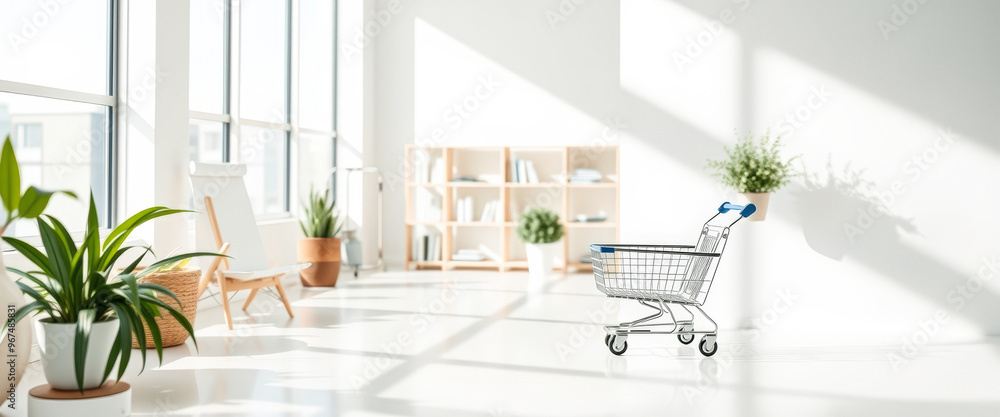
6 270 1000 416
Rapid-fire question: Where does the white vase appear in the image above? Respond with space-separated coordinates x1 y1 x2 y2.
525 242 558 278
36 319 119 391
740 192 771 221
1 254 31 405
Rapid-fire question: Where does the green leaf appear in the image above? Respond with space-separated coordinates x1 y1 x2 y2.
86 194 101 278
74 309 97 392
14 281 58 319
139 294 197 350
101 334 122 385
107 303 134 382
0 136 21 214
137 283 182 306
18 187 76 219
37 219 74 306
7 268 63 303
138 303 164 365
140 252 226 278
118 274 141 310
121 248 151 275
2 236 55 276
104 207 191 250
1 301 46 341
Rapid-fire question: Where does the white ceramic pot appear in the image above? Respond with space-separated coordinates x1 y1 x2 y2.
1 254 31 406
525 242 558 278
36 318 119 391
740 192 771 221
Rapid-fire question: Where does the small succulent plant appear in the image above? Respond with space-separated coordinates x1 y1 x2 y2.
516 208 564 244
300 186 342 238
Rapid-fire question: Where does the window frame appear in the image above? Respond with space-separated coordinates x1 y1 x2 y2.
0 0 119 239
189 0 338 219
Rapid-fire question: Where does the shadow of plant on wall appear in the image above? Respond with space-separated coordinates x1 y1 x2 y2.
792 159 918 261
790 158 1000 333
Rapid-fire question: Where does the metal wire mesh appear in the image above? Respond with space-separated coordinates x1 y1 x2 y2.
591 225 728 306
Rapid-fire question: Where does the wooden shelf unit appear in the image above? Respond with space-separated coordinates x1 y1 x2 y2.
405 145 620 272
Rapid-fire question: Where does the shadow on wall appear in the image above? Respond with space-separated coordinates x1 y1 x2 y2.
791 160 1000 333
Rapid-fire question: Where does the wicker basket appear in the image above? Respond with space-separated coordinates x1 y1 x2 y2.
129 267 200 348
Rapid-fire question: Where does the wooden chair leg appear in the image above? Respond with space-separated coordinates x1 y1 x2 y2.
242 288 259 311
217 271 234 330
198 243 231 299
273 277 295 318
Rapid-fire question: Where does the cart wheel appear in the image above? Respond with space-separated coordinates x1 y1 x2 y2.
609 336 628 356
678 333 695 345
604 334 612 347
698 337 718 357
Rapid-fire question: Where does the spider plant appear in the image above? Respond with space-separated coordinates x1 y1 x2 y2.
2 194 223 392
299 186 342 238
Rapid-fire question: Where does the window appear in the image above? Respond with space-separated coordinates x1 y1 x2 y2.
0 0 115 237
190 0 337 217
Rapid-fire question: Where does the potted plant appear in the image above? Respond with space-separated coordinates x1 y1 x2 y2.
706 130 797 221
298 186 343 287
517 208 564 278
0 136 76 403
2 192 220 392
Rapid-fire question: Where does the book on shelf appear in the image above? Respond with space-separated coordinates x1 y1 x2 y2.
512 159 539 183
570 168 602 183
413 154 446 184
456 196 475 222
525 160 539 183
452 249 485 262
479 200 500 223
412 234 442 261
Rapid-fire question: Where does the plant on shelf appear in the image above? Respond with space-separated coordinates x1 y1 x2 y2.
705 129 797 221
297 186 344 287
0 136 77 402
517 208 564 278
2 190 222 392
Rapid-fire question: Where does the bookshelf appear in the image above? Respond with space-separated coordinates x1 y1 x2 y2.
405 145 620 272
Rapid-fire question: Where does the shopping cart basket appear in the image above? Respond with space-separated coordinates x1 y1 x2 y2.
590 202 756 357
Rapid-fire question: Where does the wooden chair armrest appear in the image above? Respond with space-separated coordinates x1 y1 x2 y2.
197 242 231 299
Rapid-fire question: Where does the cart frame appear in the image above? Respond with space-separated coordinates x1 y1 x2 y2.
590 202 755 356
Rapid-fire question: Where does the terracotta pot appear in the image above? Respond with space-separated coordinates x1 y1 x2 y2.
740 192 771 221
298 238 342 287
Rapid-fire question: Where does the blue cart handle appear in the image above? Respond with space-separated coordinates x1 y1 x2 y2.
718 202 757 218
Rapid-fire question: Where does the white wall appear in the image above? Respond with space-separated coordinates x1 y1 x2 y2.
373 0 1000 343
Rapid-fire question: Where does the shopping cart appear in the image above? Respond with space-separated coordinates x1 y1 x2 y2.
590 202 756 357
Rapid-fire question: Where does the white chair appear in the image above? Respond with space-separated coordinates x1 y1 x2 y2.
189 162 309 330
